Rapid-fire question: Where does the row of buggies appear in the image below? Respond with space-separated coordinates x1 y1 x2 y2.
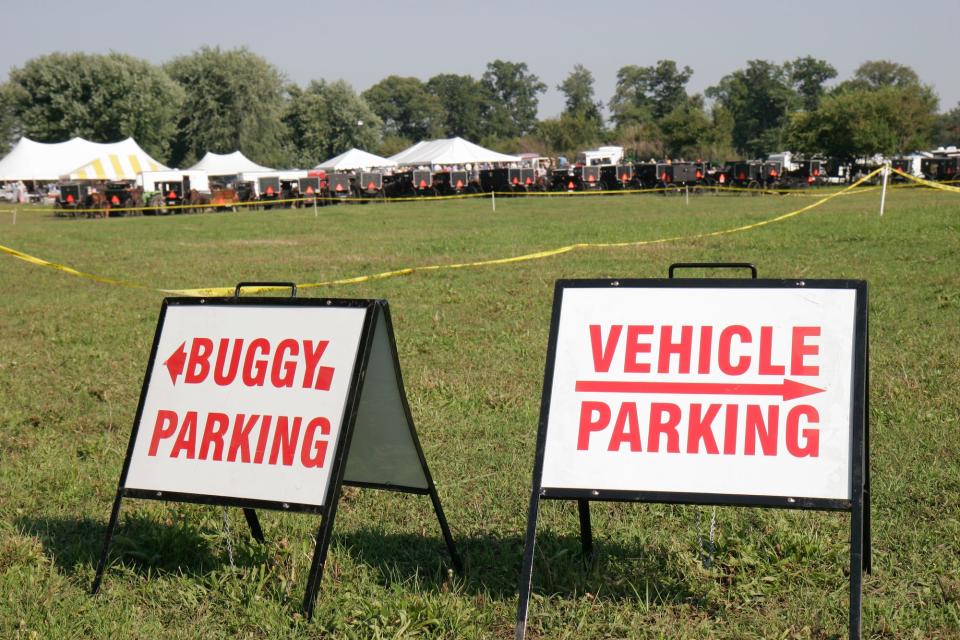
52 173 391 216
52 157 848 217
541 159 829 193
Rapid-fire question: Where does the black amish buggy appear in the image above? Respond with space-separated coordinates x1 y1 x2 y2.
56 182 89 213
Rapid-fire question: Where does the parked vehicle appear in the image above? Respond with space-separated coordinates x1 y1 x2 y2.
137 170 211 214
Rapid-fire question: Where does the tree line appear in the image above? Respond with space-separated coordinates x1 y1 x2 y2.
1 47 957 169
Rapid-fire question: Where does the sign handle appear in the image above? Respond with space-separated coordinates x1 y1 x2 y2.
668 262 757 279
233 281 298 298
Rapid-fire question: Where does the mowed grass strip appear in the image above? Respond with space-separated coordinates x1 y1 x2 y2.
1 189 958 639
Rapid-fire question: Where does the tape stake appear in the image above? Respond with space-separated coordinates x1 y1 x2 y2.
880 165 889 216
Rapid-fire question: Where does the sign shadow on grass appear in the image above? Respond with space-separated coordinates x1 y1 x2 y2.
19 514 696 609
17 512 265 578
335 526 697 605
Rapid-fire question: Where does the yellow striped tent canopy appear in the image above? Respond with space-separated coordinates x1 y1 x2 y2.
64 140 168 181
68 153 166 181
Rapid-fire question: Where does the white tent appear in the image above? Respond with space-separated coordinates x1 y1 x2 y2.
314 148 397 171
389 137 520 166
0 137 167 181
188 150 273 175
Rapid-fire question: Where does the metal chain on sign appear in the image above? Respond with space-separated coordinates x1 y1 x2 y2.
696 506 717 568
221 507 236 568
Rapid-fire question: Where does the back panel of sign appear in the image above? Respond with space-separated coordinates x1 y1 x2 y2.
343 306 429 491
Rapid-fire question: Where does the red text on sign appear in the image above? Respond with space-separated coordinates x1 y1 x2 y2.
577 400 819 457
147 409 331 468
589 324 821 376
164 338 335 390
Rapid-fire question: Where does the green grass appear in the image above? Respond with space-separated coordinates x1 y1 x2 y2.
1 188 958 638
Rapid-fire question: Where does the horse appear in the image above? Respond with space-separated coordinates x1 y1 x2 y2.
83 192 110 219
187 189 212 213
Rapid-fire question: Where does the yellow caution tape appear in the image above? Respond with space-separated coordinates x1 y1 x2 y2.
1 168 883 296
891 168 960 193
0 243 152 291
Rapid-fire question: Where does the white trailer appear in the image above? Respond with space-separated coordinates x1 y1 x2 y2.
137 170 211 195
575 146 624 167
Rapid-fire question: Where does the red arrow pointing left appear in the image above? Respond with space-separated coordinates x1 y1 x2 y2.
164 341 187 385
574 378 824 401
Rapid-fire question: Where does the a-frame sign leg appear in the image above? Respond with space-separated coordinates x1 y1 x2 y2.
91 489 124 594
302 508 339 620
242 508 265 543
515 491 542 640
428 482 463 572
849 497 864 639
863 441 872 575
577 499 593 558
849 291 868 638
863 330 872 575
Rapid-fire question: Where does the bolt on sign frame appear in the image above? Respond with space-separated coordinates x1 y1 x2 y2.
516 265 870 639
92 283 460 618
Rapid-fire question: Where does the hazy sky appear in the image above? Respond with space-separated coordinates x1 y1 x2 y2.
2 1 956 118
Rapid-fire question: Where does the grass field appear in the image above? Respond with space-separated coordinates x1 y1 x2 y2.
1 187 958 639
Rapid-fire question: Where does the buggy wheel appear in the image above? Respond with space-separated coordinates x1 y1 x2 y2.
659 182 678 196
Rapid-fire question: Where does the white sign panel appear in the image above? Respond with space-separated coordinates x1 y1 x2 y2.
124 303 367 507
541 286 857 500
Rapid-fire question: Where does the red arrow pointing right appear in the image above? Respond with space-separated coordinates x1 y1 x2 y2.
574 378 824 401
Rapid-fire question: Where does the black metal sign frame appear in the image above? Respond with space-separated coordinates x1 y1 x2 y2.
516 273 870 639
92 285 460 618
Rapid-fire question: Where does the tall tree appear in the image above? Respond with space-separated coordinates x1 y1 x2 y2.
284 80 381 167
536 113 603 155
705 60 798 156
362 76 444 141
609 60 693 128
165 46 288 168
785 56 837 111
559 64 603 126
789 59 940 158
425 73 490 140
786 85 937 160
845 60 922 90
5 52 183 161
935 103 960 147
0 84 17 156
659 96 712 159
481 60 546 138
699 105 737 161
